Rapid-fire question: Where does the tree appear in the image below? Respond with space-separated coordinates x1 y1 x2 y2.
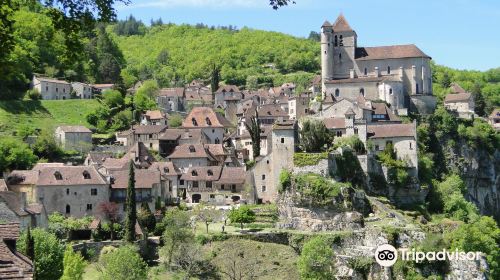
168 113 183 127
210 63 220 94
32 129 63 161
0 137 37 173
269 0 296 9
102 89 125 108
159 208 194 266
61 246 86 280
297 236 335 280
124 160 137 242
171 242 215 279
98 245 147 280
308 31 320 41
98 202 120 240
472 82 486 116
195 204 219 234
211 239 260 280
245 113 261 159
134 79 159 111
25 226 35 261
228 206 256 229
137 201 156 233
18 228 65 280
441 71 452 88
300 119 333 152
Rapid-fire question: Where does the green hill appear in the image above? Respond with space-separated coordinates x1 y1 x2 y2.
0 99 99 137
111 24 320 91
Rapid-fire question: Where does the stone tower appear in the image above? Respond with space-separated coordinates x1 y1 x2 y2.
321 20 334 98
332 14 357 79
344 108 356 136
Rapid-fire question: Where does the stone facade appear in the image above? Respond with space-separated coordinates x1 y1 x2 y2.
55 126 93 153
32 76 72 100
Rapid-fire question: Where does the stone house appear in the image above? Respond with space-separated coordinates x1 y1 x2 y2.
0 191 47 229
92 83 114 93
71 82 93 99
231 125 273 160
158 128 210 157
157 87 185 112
215 85 242 106
444 85 475 119
182 107 232 144
488 109 500 131
166 144 217 173
5 170 39 204
55 125 92 152
141 110 168 126
31 75 72 100
0 223 34 279
288 93 310 120
149 161 182 198
123 125 168 150
34 166 110 218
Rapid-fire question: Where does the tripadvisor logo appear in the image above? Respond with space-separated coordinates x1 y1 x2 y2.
374 244 482 267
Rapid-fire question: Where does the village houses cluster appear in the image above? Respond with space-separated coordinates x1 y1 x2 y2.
2 15 499 238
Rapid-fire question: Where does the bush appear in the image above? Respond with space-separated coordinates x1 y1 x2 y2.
293 173 344 206
297 236 335 279
27 88 41 100
168 113 183 127
293 152 328 167
99 245 147 280
278 169 292 193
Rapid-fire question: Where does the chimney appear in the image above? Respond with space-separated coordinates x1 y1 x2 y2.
349 69 355 79
374 67 380 77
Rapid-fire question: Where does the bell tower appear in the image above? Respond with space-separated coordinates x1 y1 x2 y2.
321 20 334 98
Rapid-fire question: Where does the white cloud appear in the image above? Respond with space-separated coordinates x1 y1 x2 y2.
119 0 267 9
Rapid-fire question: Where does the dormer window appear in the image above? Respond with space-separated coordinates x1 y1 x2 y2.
206 117 212 125
192 118 198 126
54 171 62 180
164 167 169 173
83 171 91 179
191 170 198 176
207 169 213 176
389 88 393 95
189 145 196 153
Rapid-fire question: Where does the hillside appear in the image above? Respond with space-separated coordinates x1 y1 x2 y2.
111 24 320 90
0 99 99 137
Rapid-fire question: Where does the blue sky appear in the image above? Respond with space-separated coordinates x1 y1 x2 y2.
115 0 500 71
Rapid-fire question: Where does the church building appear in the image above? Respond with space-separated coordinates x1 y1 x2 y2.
321 15 433 114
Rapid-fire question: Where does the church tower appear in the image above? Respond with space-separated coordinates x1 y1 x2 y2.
321 20 334 98
332 14 357 79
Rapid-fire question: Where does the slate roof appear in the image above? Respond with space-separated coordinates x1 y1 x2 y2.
444 92 472 103
182 107 232 128
110 169 160 189
57 125 92 133
0 223 34 279
355 44 431 61
367 123 415 139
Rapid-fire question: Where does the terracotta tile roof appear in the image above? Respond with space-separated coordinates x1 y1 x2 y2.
159 128 184 140
450 83 467 94
131 125 168 135
0 192 28 216
158 87 184 97
237 99 257 115
102 158 128 171
257 104 288 117
57 125 92 133
6 171 39 185
216 85 240 93
181 166 223 181
0 223 20 240
124 142 156 168
205 144 227 157
25 204 43 215
36 166 107 186
144 110 167 120
323 118 346 129
110 169 160 189
444 92 472 103
216 167 246 184
367 123 415 139
355 44 431 60
167 144 209 159
182 107 232 128
371 103 401 121
149 161 181 176
332 14 353 32
0 223 34 279
32 163 65 171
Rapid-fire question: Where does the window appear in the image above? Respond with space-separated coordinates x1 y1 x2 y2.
83 171 91 179
387 66 391 74
63 88 65 93
281 138 285 143
65 205 71 214
215 137 220 144
45 86 48 91
375 145 380 151
56 88 58 92
262 174 265 180
192 118 198 126
261 186 266 192
66 188 70 195
334 35 338 47
221 184 225 190
336 131 343 137
339 35 344 46
180 180 185 185
191 170 198 176
164 167 169 173
193 181 199 188
416 83 419 94
338 53 342 61
410 142 413 150
231 185 236 191
149 134 153 139
208 169 213 176
354 128 359 135
91 188 97 196
54 171 62 180
206 117 212 125
86 204 92 211
150 143 153 148
360 88 365 96
335 89 340 97
389 88 393 95
206 181 212 188
364 68 367 76
189 145 196 153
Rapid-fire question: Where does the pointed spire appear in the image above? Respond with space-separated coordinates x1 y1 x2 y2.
333 13 353 32
322 20 332 28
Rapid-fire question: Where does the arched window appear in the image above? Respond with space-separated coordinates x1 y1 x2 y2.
335 89 340 97
54 171 62 180
66 205 71 214
207 169 213 176
214 137 220 144
364 68 368 76
387 66 391 74
360 88 365 96
192 118 198 126
205 117 212 125
334 35 338 47
389 88 393 95
83 171 91 179
191 170 198 176
338 53 342 61
189 145 196 153
339 35 344 46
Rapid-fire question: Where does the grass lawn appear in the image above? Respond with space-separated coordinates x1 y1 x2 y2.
82 263 100 280
0 99 99 137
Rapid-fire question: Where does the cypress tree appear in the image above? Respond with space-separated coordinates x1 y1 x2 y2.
124 160 137 242
245 112 261 159
210 63 220 94
25 226 35 260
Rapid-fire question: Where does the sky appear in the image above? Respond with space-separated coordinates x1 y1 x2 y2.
115 0 500 71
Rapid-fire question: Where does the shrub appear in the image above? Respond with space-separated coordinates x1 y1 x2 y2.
99 245 147 280
27 88 41 100
278 169 292 193
297 236 335 279
293 152 328 167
